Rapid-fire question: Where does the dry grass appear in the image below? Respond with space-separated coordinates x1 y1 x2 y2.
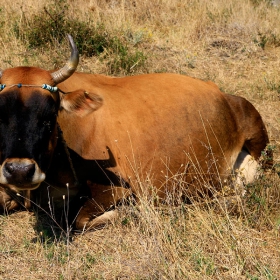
0 0 280 279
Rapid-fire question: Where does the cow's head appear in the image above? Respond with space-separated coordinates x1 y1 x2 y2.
0 34 79 191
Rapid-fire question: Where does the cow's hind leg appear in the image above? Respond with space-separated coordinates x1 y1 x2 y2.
233 149 260 194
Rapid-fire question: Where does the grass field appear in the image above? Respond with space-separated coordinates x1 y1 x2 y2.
0 0 280 279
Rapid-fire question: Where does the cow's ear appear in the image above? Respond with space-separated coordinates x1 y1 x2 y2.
60 90 103 116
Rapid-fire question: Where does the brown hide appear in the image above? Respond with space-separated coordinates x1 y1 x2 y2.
0 67 270 231
57 72 269 203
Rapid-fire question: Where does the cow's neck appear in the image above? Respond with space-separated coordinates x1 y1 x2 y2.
44 124 79 190
57 124 79 184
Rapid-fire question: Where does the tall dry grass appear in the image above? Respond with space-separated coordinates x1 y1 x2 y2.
0 0 280 279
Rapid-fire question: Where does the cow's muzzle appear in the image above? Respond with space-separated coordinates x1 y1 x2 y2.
0 158 45 190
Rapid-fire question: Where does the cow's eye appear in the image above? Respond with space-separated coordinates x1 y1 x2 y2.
42 120 51 127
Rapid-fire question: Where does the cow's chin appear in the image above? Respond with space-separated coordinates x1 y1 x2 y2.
6 182 42 192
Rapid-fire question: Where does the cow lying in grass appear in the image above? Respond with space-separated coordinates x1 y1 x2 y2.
0 35 272 230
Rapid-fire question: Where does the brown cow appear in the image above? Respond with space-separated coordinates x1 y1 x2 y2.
0 35 271 230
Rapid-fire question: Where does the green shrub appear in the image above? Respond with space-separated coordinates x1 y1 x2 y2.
14 3 113 57
13 0 146 74
106 37 147 74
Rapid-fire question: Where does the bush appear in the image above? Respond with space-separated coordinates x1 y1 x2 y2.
14 4 114 57
105 38 147 74
13 0 146 74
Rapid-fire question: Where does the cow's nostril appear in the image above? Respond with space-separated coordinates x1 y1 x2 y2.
5 162 15 174
24 164 35 178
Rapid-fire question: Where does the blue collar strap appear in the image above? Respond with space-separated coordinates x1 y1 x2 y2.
41 84 58 92
0 83 58 93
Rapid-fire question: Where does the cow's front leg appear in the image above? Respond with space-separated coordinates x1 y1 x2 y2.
76 207 118 231
0 186 20 213
75 182 131 231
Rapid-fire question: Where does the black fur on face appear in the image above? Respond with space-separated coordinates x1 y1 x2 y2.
0 89 59 172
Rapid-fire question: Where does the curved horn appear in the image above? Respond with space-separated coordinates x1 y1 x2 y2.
51 34 79 85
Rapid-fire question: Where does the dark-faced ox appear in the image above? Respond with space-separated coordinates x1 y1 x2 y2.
0 35 271 230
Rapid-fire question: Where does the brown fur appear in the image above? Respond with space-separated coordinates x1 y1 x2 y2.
0 68 270 230
56 72 270 228
58 73 269 185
